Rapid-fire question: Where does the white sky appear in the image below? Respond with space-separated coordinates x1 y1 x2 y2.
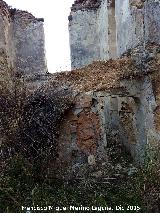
5 0 74 73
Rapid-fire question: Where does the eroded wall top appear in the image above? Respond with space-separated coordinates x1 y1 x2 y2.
0 0 10 19
71 0 102 11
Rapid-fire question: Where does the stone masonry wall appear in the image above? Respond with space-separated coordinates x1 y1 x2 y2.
13 10 47 75
116 0 160 57
69 9 100 69
0 1 47 76
0 0 14 73
69 0 110 69
145 0 160 44
71 0 102 12
57 92 107 177
53 45 160 173
0 0 160 176
56 74 159 173
116 0 145 57
69 0 160 68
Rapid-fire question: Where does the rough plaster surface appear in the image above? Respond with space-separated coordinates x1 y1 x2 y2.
116 0 144 56
69 0 160 68
68 1 160 164
13 11 47 75
69 9 100 69
145 0 160 44
98 0 110 60
0 1 47 76
120 77 157 163
56 71 159 170
69 0 109 69
0 2 14 72
57 92 107 176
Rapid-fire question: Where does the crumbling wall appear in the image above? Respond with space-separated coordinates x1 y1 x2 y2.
69 0 160 68
0 0 160 177
116 0 145 57
116 0 160 56
145 0 160 44
108 0 117 59
12 11 47 75
57 92 107 177
120 77 156 163
0 0 15 73
98 0 110 60
52 44 160 172
0 1 47 76
71 0 102 11
56 75 159 172
69 9 100 69
153 72 160 132
69 0 110 69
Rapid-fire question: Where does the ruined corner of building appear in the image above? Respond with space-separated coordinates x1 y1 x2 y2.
0 0 160 178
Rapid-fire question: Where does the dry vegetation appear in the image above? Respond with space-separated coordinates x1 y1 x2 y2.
0 50 160 212
0 73 74 180
50 58 136 93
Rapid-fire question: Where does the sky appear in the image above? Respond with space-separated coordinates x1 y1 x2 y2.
5 0 74 73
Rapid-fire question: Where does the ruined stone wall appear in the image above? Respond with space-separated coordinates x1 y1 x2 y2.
119 77 156 163
52 44 160 172
145 0 160 44
71 0 102 11
56 75 159 173
0 0 14 73
0 1 47 76
69 0 110 69
1 0 159 176
69 0 160 68
116 0 145 57
116 0 160 56
98 0 110 60
69 9 100 69
12 11 47 75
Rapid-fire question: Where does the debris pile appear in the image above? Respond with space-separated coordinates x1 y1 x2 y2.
50 58 136 93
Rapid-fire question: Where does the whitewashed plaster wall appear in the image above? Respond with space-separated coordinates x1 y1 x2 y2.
70 0 160 68
13 13 47 76
69 0 109 69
